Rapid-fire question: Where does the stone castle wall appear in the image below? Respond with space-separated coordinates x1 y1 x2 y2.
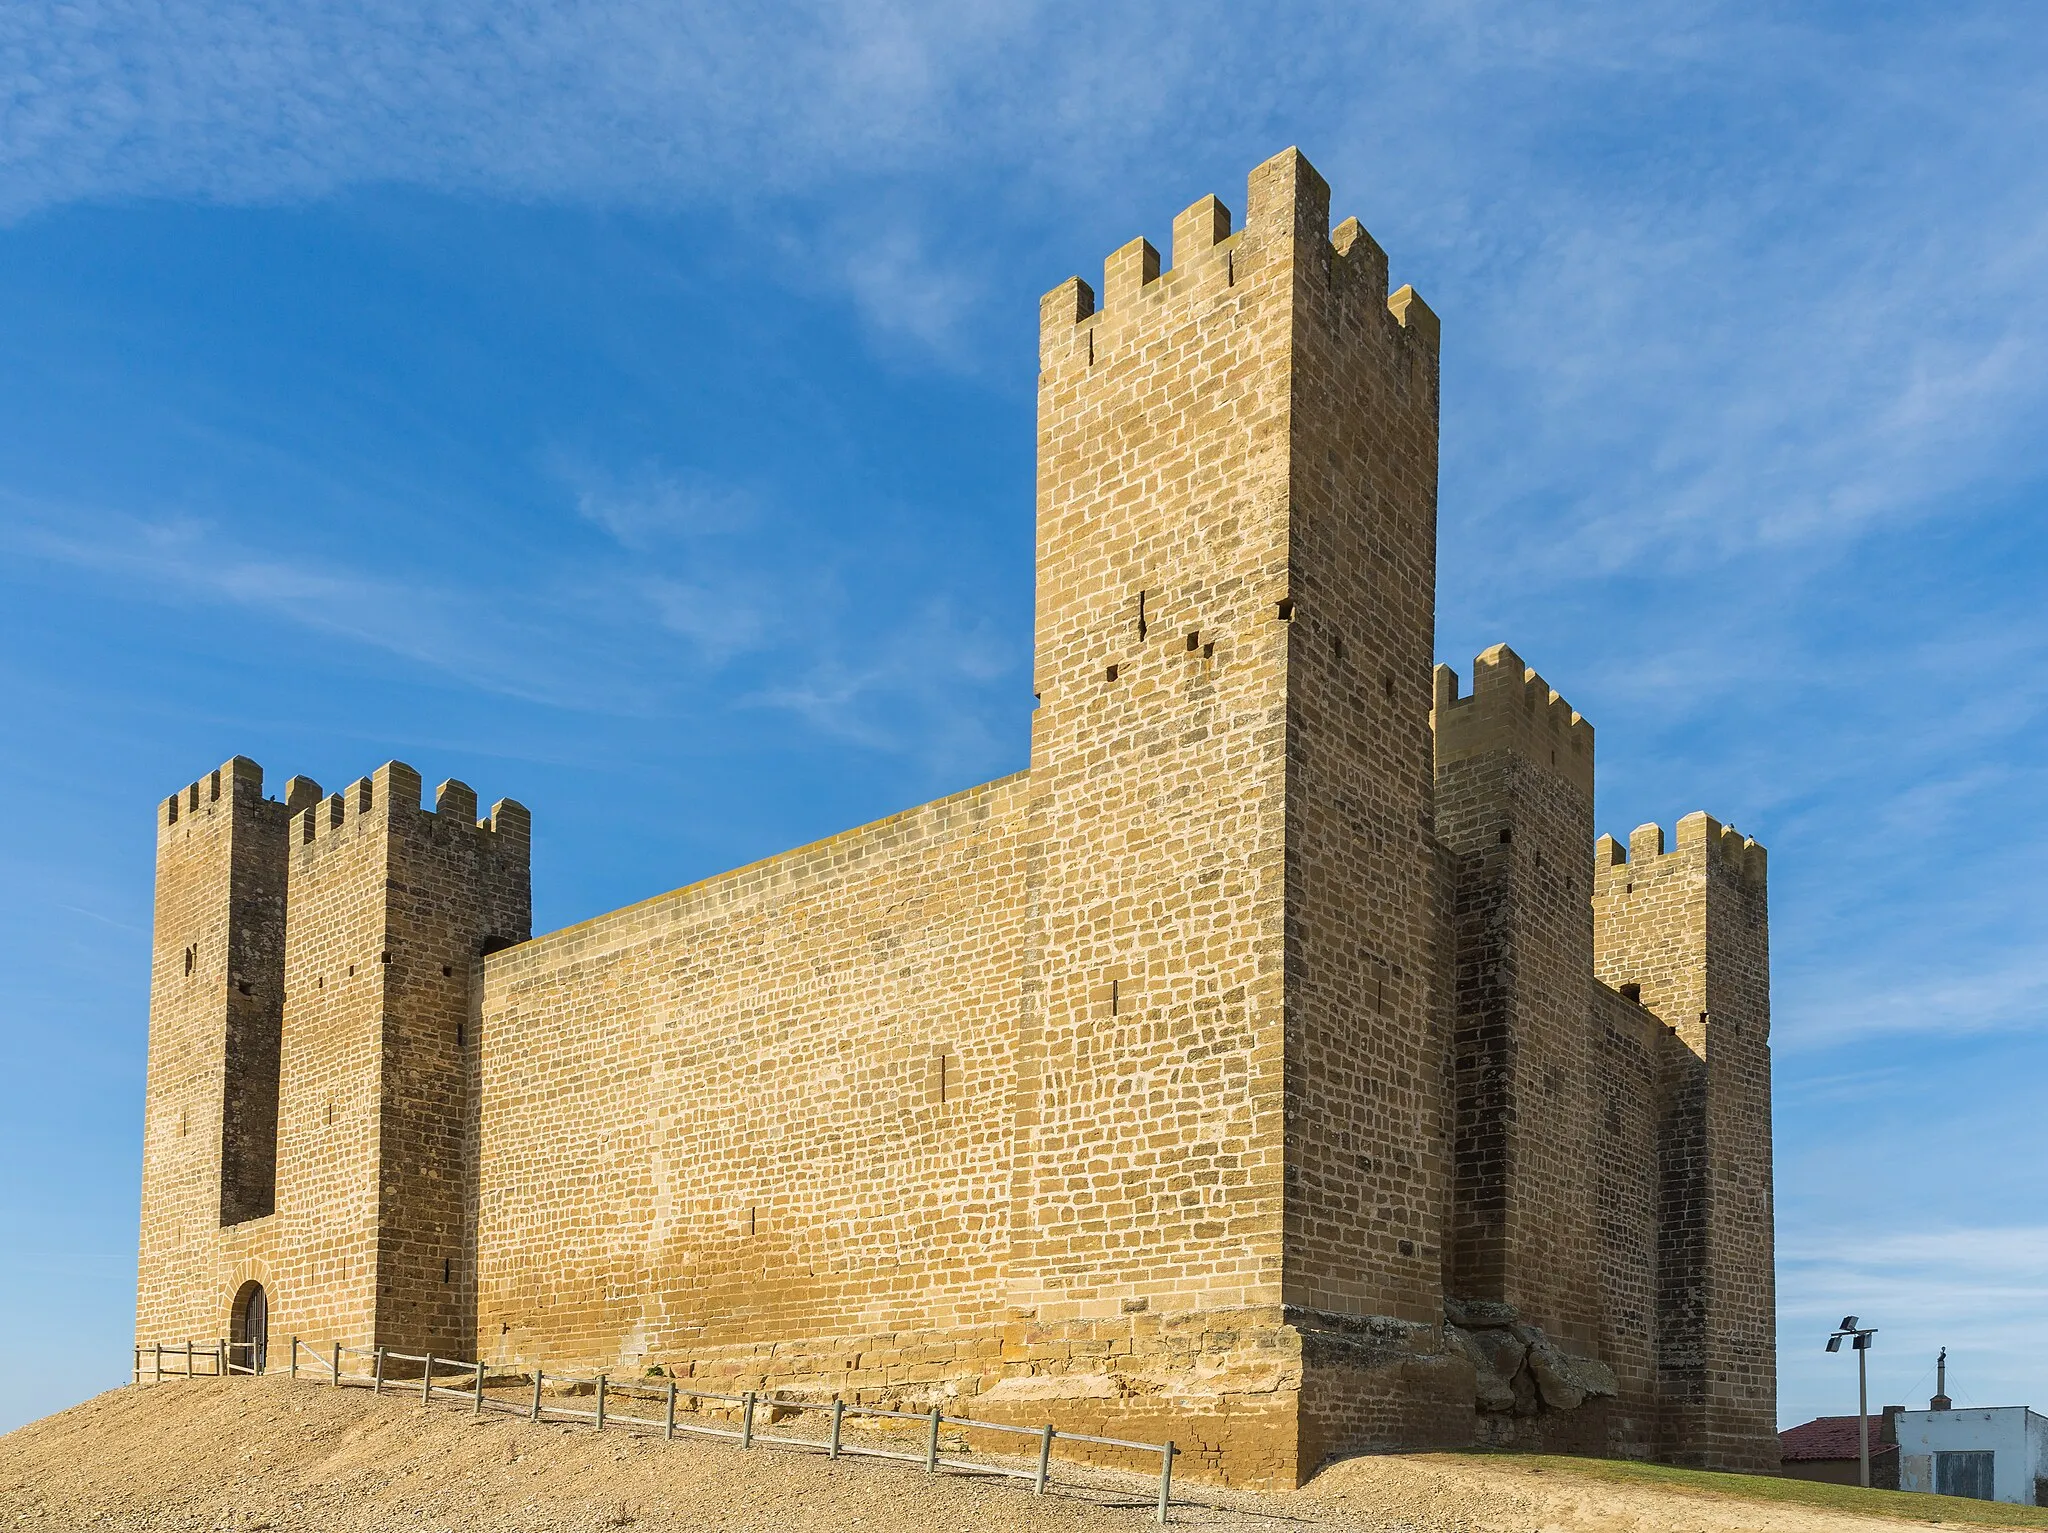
132 147 1776 1487
473 775 1032 1365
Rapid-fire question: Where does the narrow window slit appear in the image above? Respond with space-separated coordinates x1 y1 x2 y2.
1137 590 1148 639
1275 598 1294 622
1106 664 1120 683
1185 631 1200 653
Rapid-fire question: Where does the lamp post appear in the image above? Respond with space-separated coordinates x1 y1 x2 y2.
1827 1316 1879 1488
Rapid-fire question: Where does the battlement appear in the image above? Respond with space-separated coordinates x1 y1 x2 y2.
1594 811 1767 893
159 756 266 830
287 760 529 849
1432 644 1594 796
159 758 328 835
1038 147 1438 354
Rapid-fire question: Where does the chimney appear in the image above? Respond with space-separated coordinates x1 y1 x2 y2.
1931 1346 1953 1411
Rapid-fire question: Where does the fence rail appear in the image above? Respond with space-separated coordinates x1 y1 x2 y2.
134 1335 1179 1523
131 1338 264 1382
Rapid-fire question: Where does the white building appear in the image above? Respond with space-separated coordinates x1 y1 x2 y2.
1893 1406 2048 1505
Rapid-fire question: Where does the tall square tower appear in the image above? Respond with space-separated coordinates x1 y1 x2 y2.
1018 147 1463 1473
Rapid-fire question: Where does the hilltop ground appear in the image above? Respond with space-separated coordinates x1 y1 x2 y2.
5 1376 2046 1533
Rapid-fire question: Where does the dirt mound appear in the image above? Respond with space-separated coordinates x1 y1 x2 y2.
0 1377 1154 1532
3 1376 2032 1532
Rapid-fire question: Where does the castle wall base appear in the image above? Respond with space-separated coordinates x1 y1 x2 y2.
483 1305 1492 1488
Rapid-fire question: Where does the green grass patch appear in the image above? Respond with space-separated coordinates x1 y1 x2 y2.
1442 1452 2048 1527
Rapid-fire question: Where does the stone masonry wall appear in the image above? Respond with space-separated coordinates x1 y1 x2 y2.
474 776 1033 1372
1593 814 1775 1471
1590 979 1661 1459
1275 157 1468 1473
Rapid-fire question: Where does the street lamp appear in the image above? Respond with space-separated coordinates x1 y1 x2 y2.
1827 1316 1879 1488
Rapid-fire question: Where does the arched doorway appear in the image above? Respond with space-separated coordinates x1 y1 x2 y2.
231 1282 269 1374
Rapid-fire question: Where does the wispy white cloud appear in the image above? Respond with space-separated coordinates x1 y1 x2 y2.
743 597 1020 770
8 0 2044 552
0 475 1027 774
564 460 761 548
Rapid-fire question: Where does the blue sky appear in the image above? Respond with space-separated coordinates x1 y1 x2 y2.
2 0 2045 1438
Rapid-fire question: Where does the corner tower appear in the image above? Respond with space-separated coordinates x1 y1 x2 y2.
1593 813 1774 1471
1017 147 1457 1480
135 756 529 1362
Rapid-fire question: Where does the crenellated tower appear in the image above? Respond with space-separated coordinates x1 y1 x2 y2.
136 758 529 1362
1018 146 1457 1476
1593 813 1774 1471
1432 646 1602 1416
269 762 530 1356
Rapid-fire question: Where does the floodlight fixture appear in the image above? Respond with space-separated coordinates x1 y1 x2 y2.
1827 1318 1880 1487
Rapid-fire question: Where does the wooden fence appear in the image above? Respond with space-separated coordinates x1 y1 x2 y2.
131 1339 262 1380
133 1335 1180 1523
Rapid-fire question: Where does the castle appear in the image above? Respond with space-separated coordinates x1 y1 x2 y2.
134 148 1776 1487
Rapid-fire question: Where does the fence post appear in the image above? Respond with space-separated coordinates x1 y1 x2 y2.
924 1407 940 1473
665 1381 677 1442
596 1374 607 1433
374 1346 385 1395
1156 1440 1175 1525
331 1341 341 1386
474 1359 486 1417
422 1353 435 1406
184 1340 193 1378
829 1399 844 1459
531 1369 543 1423
217 1338 227 1377
740 1391 755 1449
1035 1423 1054 1494
289 1337 298 1380
154 1342 163 1383
131 1345 140 1387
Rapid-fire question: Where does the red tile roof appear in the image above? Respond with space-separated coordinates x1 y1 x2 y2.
1780 1415 1897 1462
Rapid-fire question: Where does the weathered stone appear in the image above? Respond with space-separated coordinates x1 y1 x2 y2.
1467 1327 1529 1385
1444 1296 1519 1330
1446 1325 1516 1414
